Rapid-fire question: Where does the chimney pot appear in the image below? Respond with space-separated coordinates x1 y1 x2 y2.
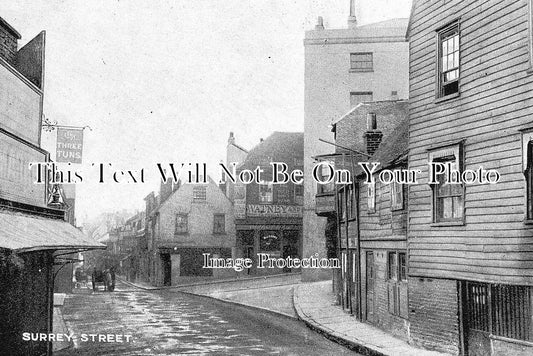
315 16 325 30
228 132 235 145
366 113 377 131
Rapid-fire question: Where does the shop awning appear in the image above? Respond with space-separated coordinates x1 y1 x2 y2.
0 209 105 252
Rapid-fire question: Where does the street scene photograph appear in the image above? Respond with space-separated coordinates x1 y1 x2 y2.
1 0 533 355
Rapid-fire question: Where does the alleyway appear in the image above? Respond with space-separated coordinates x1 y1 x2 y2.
57 280 358 355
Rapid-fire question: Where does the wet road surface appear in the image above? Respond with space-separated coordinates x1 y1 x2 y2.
57 281 359 355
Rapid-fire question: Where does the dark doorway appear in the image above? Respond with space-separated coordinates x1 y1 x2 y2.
161 253 171 286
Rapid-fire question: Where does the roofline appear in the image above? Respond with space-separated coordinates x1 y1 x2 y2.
229 142 248 153
0 16 22 39
13 245 106 253
331 99 409 126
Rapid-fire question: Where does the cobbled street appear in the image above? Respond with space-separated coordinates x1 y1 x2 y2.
56 281 358 355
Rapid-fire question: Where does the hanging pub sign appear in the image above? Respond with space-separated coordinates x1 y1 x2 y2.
56 128 83 163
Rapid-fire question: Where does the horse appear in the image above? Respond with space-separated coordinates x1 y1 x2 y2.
91 267 115 292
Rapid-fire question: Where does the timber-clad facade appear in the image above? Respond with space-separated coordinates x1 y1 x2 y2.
408 0 533 355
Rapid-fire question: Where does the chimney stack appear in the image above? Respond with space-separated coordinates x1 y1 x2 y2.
159 170 173 203
363 113 383 155
228 132 235 145
315 16 325 30
347 0 357 28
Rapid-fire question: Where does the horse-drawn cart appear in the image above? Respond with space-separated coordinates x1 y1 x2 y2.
91 267 115 292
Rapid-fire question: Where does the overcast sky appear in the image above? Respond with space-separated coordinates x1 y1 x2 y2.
1 0 411 224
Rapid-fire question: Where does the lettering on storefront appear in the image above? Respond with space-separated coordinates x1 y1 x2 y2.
246 204 302 218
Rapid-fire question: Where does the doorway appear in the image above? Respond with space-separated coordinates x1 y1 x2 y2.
161 253 171 286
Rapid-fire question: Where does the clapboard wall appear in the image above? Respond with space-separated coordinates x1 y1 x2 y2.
408 0 533 284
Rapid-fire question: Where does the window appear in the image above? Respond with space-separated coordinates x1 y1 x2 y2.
437 21 460 98
523 131 533 220
429 144 464 223
367 180 376 213
175 214 188 234
350 52 373 72
260 231 281 252
391 181 404 210
398 252 407 281
213 214 225 234
193 186 206 201
294 184 303 204
259 182 273 203
465 282 533 342
346 184 356 220
350 91 373 108
317 161 335 194
388 252 398 280
337 188 346 222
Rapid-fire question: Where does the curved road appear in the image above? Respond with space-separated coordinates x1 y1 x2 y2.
56 281 359 355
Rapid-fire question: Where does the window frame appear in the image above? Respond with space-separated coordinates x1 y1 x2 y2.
428 143 465 225
317 160 335 195
387 251 398 280
522 130 533 222
192 186 207 202
213 213 225 234
390 180 404 211
527 0 533 69
258 181 274 203
175 213 188 235
350 91 373 108
367 180 376 213
294 183 304 205
346 183 357 221
350 52 373 72
436 20 460 100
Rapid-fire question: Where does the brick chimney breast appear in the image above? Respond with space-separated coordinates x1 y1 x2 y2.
363 113 383 155
0 17 20 64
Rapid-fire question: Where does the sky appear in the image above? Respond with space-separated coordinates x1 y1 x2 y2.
1 0 411 224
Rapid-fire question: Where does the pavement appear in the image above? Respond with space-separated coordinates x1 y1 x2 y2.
294 281 449 356
62 275 450 356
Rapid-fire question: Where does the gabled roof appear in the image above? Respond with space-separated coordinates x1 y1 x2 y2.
153 175 229 214
240 132 303 170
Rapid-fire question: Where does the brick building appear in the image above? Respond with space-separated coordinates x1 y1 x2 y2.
407 1 533 355
230 132 304 276
303 1 409 281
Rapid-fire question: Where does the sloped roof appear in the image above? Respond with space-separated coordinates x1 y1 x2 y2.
0 16 21 39
370 116 409 168
240 132 304 170
0 209 105 252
